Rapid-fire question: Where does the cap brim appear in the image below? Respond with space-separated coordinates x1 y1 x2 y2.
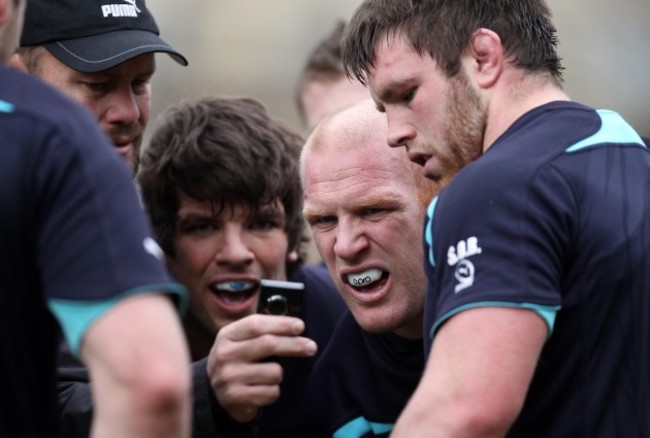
44 29 188 73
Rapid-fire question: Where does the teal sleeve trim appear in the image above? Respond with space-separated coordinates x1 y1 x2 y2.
333 417 393 438
566 110 644 152
49 299 113 356
48 282 188 356
429 301 560 342
425 196 439 268
0 99 15 113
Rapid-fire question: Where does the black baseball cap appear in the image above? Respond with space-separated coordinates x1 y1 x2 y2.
20 0 188 73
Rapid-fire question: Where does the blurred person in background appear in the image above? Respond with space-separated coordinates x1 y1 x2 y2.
295 20 371 264
0 0 191 436
295 20 369 132
11 1 191 435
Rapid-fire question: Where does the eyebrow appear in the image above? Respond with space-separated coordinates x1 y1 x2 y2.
302 212 320 224
375 87 395 104
303 191 406 219
375 78 412 103
354 192 404 210
176 210 211 222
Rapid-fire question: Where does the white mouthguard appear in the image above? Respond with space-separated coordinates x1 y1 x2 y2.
347 268 383 287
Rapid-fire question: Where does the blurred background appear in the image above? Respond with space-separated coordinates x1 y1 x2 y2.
147 0 650 140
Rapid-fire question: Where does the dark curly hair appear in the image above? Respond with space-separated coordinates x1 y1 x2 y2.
138 96 307 275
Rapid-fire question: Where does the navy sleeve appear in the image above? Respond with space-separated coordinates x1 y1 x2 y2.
32 116 181 302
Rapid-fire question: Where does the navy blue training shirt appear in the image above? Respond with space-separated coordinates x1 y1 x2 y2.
423 101 650 436
0 65 185 437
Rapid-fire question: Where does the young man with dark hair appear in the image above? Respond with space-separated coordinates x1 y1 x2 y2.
342 0 650 436
138 96 345 437
52 95 345 438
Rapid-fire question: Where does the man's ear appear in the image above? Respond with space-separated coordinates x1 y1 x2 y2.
287 250 299 263
9 51 27 72
466 28 504 89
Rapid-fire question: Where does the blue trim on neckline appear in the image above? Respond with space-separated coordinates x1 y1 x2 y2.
426 196 439 268
566 110 644 153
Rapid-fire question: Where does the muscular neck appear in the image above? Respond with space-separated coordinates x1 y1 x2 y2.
483 71 570 151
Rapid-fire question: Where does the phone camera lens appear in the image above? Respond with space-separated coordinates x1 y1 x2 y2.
266 294 288 315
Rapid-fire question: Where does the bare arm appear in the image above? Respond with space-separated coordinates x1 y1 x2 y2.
391 307 547 438
80 293 192 438
207 314 318 423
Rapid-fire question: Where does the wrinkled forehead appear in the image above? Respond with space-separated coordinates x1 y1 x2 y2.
305 140 415 194
302 156 423 227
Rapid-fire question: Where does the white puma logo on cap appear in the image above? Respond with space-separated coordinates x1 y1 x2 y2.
124 0 141 13
101 0 140 18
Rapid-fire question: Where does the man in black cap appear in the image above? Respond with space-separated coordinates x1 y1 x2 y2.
10 0 187 172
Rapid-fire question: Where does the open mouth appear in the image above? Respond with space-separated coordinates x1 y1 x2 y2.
346 268 389 291
210 280 258 304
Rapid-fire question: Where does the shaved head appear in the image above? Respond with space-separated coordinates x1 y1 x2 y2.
302 99 438 210
300 99 437 338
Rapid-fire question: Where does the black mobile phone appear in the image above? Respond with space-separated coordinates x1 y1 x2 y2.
257 279 305 318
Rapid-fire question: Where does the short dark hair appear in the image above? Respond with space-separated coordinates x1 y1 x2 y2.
138 96 307 273
295 20 348 123
342 0 563 85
